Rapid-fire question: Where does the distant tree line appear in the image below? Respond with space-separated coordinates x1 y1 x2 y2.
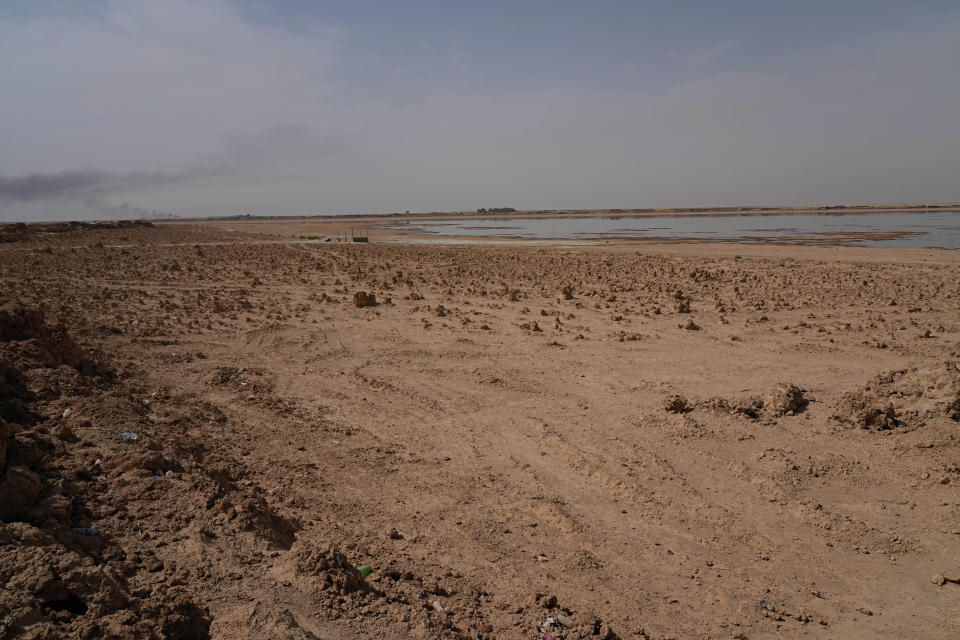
476 207 517 213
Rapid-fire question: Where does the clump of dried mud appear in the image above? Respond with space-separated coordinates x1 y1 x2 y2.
762 383 807 416
662 395 689 413
836 391 899 430
352 291 377 308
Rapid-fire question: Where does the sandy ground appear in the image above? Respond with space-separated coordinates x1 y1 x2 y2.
2 221 960 639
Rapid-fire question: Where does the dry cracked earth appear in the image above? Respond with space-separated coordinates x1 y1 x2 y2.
2 221 960 639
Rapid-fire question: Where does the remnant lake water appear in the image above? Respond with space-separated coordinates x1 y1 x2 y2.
379 211 960 248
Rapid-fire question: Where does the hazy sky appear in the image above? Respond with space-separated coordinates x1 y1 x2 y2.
1 1 958 220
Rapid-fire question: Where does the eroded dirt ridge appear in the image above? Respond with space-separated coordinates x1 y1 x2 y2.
1 224 959 639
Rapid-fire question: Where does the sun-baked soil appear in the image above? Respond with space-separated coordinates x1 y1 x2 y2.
2 221 959 639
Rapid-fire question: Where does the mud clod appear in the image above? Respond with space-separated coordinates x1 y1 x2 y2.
763 383 807 416
287 541 365 594
838 391 898 430
353 291 377 308
664 395 689 413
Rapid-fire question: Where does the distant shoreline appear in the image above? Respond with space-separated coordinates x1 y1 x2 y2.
164 202 960 225
174 205 960 250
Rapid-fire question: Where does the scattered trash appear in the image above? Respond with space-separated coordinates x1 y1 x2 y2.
357 565 372 577
62 408 71 418
538 617 564 640
431 600 447 613
72 527 100 536
536 554 548 562
556 614 574 627
117 432 138 440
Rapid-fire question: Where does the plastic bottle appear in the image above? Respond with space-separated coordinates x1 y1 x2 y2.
72 527 100 536
117 432 138 440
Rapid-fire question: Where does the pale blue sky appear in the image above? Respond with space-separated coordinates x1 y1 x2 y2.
1 1 958 219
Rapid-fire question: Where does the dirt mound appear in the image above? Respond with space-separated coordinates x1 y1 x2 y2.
948 393 960 421
697 384 804 419
0 521 211 638
0 304 107 375
834 391 899 431
0 306 111 429
0 223 30 243
0 308 232 638
285 541 366 594
836 391 898 429
217 603 317 640
834 364 960 429
0 305 47 342
133 595 212 639
0 362 32 424
233 494 299 548
0 220 153 244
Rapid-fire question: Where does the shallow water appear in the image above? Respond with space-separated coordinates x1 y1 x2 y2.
379 211 960 248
